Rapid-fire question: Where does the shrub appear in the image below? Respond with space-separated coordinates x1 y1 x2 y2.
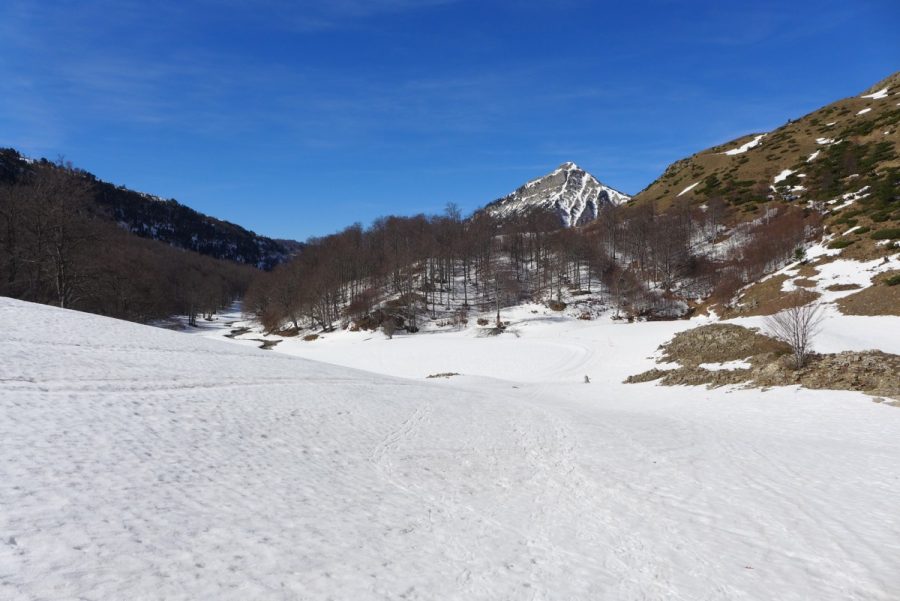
885 274 900 287
871 228 900 240
382 317 397 339
353 313 381 331
476 317 489 326
828 238 854 249
765 301 825 369
302 334 319 342
547 300 567 311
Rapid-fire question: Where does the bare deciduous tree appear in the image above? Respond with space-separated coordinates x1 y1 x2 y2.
765 300 825 369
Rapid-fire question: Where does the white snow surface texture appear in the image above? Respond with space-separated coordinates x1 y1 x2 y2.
2 297 900 600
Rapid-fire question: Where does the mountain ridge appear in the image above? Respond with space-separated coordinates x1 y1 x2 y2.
0 148 301 269
631 71 900 222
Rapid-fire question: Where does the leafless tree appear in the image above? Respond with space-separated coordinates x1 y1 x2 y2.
765 300 825 369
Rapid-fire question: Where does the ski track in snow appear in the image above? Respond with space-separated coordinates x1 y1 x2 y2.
2 297 900 600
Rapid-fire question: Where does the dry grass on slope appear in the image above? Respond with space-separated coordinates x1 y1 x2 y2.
632 71 900 229
836 270 900 316
720 275 820 318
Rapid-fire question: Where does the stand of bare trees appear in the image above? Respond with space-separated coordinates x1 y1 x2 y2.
246 198 822 334
1 161 255 323
3 159 819 331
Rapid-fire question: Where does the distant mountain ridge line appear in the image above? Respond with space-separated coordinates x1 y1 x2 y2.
0 147 302 269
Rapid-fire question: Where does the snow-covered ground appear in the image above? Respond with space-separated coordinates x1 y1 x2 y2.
3 296 900 600
722 133 765 155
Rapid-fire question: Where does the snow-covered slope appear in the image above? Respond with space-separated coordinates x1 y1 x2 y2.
484 162 630 226
3 297 900 600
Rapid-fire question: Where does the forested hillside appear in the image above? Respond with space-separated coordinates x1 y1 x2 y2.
0 158 257 323
0 148 299 269
245 197 820 335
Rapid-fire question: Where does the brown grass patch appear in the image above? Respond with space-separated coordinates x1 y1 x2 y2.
726 275 820 317
795 264 820 277
792 278 818 288
838 235 899 261
836 271 900 316
302 333 320 341
826 283 861 292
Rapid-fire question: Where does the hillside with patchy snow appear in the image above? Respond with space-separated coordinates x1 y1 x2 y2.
633 72 900 230
484 162 630 226
3 295 899 600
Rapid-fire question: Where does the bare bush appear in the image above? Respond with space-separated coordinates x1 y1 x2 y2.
765 300 825 369
382 317 397 339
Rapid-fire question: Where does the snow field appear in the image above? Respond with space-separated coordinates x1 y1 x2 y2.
2 297 900 600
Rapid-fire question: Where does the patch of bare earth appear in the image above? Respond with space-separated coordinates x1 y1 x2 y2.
826 283 861 292
836 270 900 316
794 263 820 278
724 275 820 318
792 278 818 288
626 324 900 401
837 233 899 262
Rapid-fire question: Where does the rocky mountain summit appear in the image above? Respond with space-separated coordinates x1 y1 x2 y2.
484 162 630 226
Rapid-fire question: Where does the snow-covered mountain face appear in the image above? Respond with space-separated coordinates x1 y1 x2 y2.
485 162 630 227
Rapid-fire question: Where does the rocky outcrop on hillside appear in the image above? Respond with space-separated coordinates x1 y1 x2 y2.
626 323 900 401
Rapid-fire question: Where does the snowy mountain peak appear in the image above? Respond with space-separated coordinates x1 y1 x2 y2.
485 163 630 227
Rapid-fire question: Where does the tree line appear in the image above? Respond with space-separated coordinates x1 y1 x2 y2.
0 160 256 323
246 198 822 334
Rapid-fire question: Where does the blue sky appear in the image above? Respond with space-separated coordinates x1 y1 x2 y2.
1 0 898 240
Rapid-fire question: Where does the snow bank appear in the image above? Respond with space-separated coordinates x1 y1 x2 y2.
860 87 889 100
723 134 765 155
773 169 795 184
677 181 700 197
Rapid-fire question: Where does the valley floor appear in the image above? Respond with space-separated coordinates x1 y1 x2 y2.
1 297 899 600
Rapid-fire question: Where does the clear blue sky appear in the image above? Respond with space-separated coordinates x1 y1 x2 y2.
2 1 898 240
